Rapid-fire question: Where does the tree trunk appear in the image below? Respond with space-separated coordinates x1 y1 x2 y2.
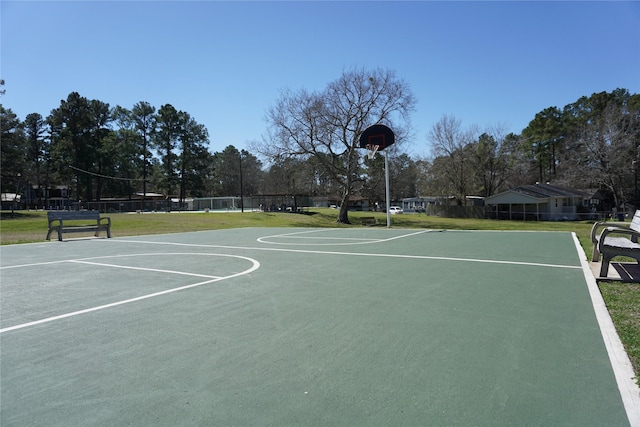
338 191 350 224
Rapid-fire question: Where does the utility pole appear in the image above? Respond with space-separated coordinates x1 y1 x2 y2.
239 151 244 213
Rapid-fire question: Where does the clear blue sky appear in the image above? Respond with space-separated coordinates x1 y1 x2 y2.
2 1 639 156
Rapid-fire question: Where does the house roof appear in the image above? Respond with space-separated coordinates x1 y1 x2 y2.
485 183 587 204
512 183 587 199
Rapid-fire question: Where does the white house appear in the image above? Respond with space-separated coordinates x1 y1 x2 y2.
402 197 438 212
484 183 588 221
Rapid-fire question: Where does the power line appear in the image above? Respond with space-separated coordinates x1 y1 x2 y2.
69 165 147 182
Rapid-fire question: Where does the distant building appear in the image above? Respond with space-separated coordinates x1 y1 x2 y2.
484 183 590 220
401 197 437 213
1 193 21 210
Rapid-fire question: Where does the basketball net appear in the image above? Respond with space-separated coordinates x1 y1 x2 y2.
366 144 380 160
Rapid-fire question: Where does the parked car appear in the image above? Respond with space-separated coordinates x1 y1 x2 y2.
389 206 403 214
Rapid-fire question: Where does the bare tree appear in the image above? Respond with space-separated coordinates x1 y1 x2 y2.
256 67 416 223
427 115 476 204
577 103 637 210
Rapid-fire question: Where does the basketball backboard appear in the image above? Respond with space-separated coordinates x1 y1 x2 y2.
359 124 395 151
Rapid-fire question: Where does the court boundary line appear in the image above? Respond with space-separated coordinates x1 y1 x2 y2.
572 232 640 427
0 253 260 334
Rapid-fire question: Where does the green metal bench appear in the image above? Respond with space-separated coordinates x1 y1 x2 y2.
46 210 112 241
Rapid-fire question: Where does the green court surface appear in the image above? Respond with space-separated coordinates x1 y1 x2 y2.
1 228 638 426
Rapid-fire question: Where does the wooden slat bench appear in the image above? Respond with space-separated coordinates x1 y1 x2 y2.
590 210 640 277
46 211 112 241
360 216 377 226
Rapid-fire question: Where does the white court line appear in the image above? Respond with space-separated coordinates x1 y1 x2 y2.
0 253 260 334
110 238 581 270
265 236 381 241
262 229 337 237
572 233 640 427
257 228 431 246
376 229 433 242
3 252 237 273
69 260 221 279
1 259 78 270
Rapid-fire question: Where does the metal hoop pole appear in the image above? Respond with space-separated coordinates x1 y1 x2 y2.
385 150 391 228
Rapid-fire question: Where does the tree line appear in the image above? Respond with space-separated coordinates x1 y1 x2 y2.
1 69 638 223
425 88 639 212
1 93 265 208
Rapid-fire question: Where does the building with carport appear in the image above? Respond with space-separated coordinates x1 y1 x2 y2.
485 183 587 221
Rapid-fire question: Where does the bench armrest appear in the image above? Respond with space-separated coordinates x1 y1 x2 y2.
98 216 111 226
590 221 629 243
590 222 607 244
600 226 640 243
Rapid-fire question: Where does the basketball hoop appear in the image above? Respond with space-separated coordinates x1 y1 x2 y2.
359 124 395 161
366 144 380 160
359 125 396 227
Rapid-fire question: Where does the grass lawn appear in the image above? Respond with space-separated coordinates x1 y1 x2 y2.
1 208 638 383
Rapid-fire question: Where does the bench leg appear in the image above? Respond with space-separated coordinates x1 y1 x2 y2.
46 227 62 241
599 255 611 278
591 246 600 262
94 227 111 238
95 226 111 238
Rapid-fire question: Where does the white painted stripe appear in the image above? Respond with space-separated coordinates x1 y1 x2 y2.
264 228 338 237
68 260 221 279
265 235 381 241
0 254 260 334
3 252 239 271
378 229 431 241
1 259 73 270
572 232 640 427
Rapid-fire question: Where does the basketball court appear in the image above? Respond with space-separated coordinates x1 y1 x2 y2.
1 227 639 426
